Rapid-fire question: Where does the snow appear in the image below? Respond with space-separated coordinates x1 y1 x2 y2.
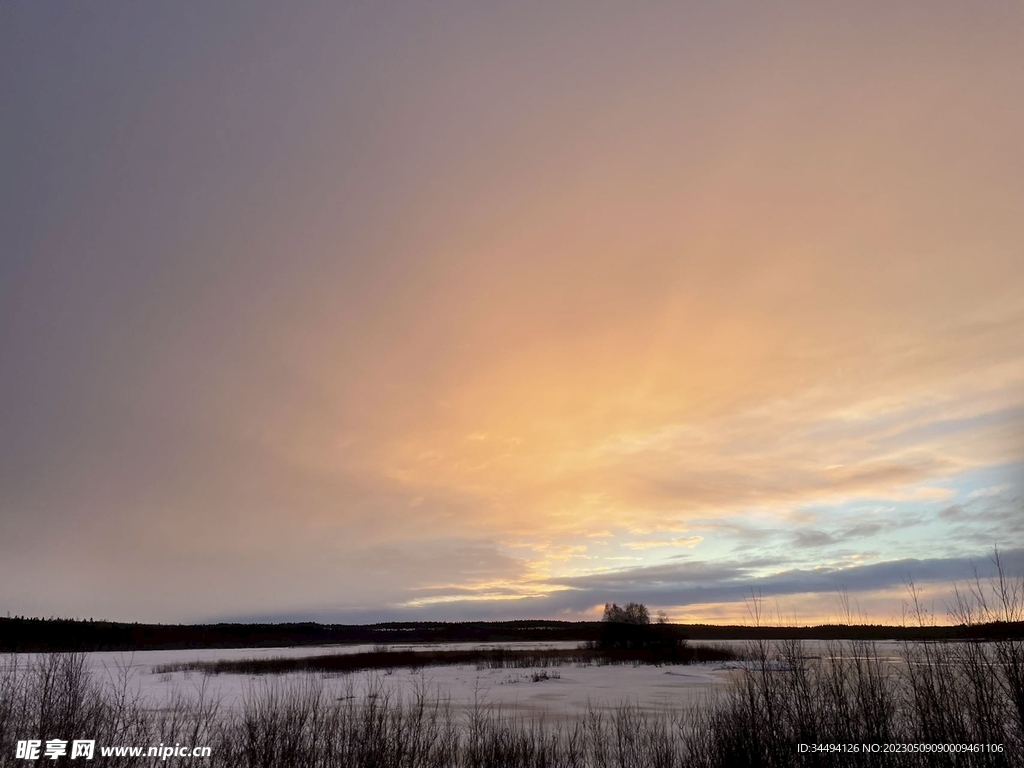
3 641 739 719
1 638 919 720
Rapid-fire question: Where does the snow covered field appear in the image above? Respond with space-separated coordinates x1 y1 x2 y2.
3 639 923 721
4 641 758 720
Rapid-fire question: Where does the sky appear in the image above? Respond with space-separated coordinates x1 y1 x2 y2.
2 1 1023 626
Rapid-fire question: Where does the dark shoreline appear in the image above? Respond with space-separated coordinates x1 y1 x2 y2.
3 616 1022 653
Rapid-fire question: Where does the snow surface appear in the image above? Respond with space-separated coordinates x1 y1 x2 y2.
2 639 914 720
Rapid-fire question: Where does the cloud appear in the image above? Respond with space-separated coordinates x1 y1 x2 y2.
968 484 1012 499
305 548 1024 624
793 530 835 548
2 0 1024 623
547 550 1024 610
939 504 966 520
623 536 703 550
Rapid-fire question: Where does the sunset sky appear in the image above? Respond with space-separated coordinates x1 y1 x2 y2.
2 1 1022 625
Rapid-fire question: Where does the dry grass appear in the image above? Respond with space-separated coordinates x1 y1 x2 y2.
2 553 1021 767
152 643 739 677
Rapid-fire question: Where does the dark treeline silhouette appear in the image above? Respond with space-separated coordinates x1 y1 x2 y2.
0 618 603 652
3 615 1022 652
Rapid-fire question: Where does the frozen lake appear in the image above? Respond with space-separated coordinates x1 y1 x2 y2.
2 639 917 720
4 641 750 720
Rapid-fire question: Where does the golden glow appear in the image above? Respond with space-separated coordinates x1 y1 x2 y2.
3 1 1022 623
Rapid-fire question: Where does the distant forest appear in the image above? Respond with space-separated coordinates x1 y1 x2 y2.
3 616 1023 652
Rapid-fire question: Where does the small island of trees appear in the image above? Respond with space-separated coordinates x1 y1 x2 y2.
596 601 695 664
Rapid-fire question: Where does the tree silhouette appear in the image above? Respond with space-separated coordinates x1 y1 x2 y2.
602 602 650 625
599 602 689 661
600 602 652 650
